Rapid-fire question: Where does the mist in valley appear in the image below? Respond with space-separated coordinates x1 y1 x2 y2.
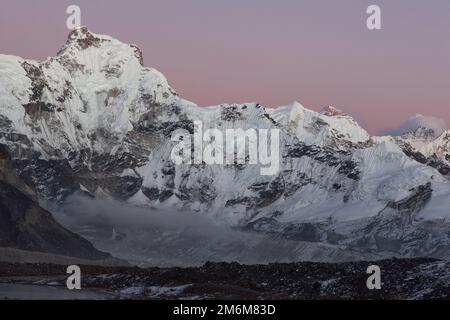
49 195 348 267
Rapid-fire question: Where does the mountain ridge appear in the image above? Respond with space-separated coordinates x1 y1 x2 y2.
1 27 450 263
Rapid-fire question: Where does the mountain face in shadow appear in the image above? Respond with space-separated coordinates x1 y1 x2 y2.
0 145 109 260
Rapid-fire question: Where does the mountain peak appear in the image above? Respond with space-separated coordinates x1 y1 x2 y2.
392 114 447 139
59 27 144 66
66 26 112 49
320 106 347 117
402 126 437 140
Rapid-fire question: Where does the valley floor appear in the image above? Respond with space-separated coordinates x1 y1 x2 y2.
0 258 449 300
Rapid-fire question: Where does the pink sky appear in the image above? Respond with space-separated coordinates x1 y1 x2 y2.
1 0 449 134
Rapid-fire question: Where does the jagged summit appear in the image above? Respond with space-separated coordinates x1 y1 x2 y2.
402 126 437 140
394 113 447 138
320 105 347 117
67 26 112 49
0 27 178 160
58 26 144 66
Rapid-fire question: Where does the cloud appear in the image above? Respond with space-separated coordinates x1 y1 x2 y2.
49 195 327 267
386 114 447 137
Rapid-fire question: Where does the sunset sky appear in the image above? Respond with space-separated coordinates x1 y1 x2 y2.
1 0 449 134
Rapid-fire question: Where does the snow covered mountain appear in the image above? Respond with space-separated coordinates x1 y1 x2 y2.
1 27 450 263
403 129 450 165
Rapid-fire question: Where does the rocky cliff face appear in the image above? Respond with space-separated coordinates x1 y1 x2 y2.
1 27 450 262
0 145 109 260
